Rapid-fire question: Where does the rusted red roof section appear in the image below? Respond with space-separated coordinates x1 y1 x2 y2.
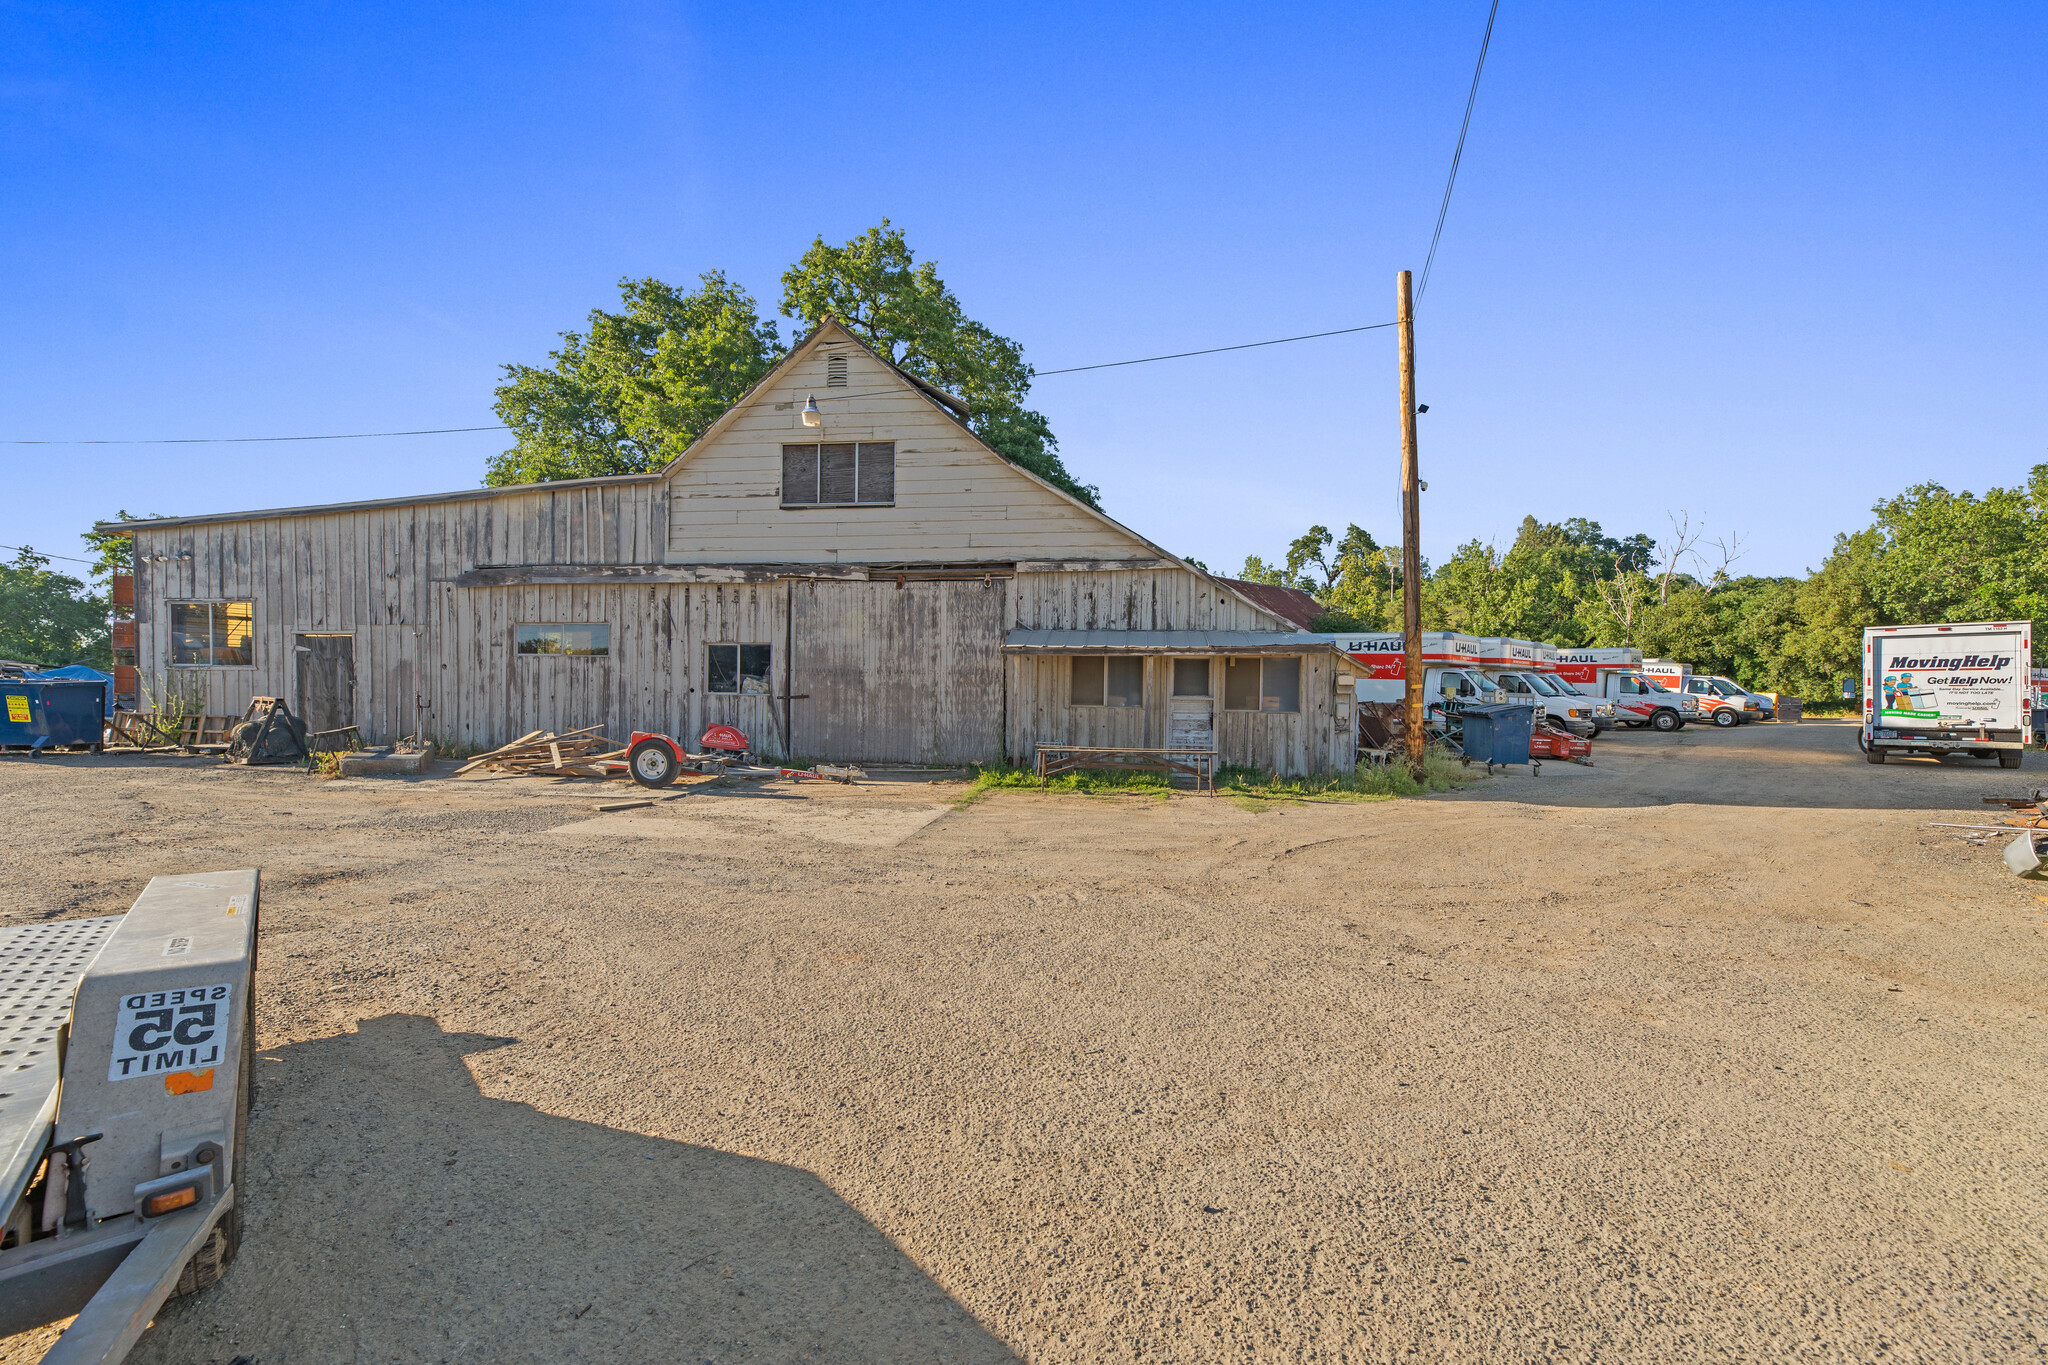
1217 578 1321 631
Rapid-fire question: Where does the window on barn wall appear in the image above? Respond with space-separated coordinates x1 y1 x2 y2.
781 442 895 507
707 644 773 695
516 624 610 656
1172 658 1210 697
1224 657 1301 713
1070 656 1143 708
169 601 253 666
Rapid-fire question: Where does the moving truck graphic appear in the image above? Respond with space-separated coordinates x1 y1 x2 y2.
1862 621 2033 768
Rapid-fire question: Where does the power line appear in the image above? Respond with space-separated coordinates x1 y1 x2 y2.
1033 322 1398 374
1 425 508 446
0 543 98 565
0 321 1402 444
1416 0 1501 303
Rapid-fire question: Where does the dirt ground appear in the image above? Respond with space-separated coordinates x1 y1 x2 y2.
2 720 2044 1363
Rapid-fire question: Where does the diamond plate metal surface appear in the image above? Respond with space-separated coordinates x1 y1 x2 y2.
0 917 123 1217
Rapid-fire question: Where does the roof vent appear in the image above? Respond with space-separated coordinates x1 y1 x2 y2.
827 354 848 388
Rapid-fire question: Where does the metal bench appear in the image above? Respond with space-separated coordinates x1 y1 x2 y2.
1034 745 1217 794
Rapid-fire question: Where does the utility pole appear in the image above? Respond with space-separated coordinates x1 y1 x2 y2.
1396 270 1426 780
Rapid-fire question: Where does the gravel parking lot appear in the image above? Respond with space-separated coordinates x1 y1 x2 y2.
3 721 2044 1363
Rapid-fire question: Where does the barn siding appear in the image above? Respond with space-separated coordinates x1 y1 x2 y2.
1005 651 1350 778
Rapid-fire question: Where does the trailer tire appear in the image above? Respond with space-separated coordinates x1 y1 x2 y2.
627 739 680 789
1712 708 1738 728
171 1017 250 1298
1650 709 1681 733
1999 749 2023 769
1866 745 1887 764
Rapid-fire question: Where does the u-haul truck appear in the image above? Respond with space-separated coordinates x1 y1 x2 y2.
1640 659 1758 727
1470 637 1606 736
1862 621 2032 768
1333 633 1501 733
1327 634 1605 737
1552 648 1697 732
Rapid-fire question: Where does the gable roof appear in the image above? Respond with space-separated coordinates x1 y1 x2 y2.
1218 579 1324 630
654 317 1297 629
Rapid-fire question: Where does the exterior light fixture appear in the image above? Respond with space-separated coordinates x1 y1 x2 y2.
1416 404 1429 414
801 395 822 428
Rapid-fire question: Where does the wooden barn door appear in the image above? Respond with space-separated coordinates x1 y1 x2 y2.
295 633 356 732
789 578 1005 764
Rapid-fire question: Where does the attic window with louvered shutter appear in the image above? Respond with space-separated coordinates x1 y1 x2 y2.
826 354 848 387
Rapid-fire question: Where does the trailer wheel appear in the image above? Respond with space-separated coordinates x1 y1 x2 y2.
171 1016 250 1297
627 739 679 788
1866 745 1887 764
1999 749 2023 769
1712 708 1738 728
1650 708 1681 733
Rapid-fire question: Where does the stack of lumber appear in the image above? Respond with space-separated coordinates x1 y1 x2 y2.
454 726 627 780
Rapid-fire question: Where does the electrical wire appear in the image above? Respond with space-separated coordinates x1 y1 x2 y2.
1033 322 1398 374
1416 0 1501 303
1 321 1402 444
1 425 507 446
0 543 98 565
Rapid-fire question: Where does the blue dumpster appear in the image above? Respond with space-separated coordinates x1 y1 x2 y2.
0 679 109 751
1459 702 1536 772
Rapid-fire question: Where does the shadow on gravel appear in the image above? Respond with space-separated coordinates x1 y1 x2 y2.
131 1014 1016 1365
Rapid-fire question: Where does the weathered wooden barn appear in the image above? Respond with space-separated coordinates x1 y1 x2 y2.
106 320 1355 775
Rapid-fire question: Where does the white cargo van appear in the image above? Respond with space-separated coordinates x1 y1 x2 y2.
1862 621 2033 767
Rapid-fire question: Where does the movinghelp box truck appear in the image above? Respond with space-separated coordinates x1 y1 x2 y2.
1862 621 2033 767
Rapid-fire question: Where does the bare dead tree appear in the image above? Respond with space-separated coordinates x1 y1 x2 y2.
1659 511 1703 604
1698 531 1748 590
1596 558 1651 645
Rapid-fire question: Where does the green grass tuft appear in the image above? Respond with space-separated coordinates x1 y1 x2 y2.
962 745 1480 804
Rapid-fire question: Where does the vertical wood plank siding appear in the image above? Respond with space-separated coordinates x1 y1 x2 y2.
1004 652 1350 777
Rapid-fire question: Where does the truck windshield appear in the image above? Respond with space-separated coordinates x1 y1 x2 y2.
1642 676 1670 692
1524 673 1567 696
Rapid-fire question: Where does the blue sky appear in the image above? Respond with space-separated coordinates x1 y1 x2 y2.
4 2 2042 582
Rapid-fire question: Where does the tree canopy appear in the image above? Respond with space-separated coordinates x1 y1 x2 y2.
489 222 1098 506
1228 465 2048 701
0 548 107 669
489 273 782 485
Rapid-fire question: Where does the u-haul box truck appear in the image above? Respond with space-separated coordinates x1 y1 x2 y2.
1471 637 1605 736
1551 648 1697 731
1640 659 1758 727
1862 621 2032 767
1331 633 1510 733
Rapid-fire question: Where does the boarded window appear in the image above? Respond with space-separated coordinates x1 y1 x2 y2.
708 643 772 695
1070 656 1142 708
856 442 895 503
170 601 254 667
781 442 895 506
1172 658 1210 697
781 445 818 504
818 443 857 503
1224 657 1301 712
516 624 609 656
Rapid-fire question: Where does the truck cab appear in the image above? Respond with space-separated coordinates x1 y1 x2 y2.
1584 671 1697 731
1481 668 1602 737
1679 675 1762 726
1641 659 1751 727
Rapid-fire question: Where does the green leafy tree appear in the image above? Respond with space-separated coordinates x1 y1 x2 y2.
781 221 1098 507
488 273 783 485
1867 466 2048 646
0 549 108 669
81 510 154 620
1235 555 1291 586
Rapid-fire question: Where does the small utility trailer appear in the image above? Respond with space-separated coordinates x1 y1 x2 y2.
0 871 258 1363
